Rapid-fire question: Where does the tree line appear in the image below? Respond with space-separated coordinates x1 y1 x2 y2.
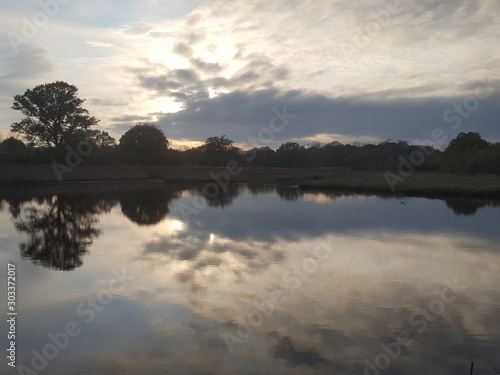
1 81 499 175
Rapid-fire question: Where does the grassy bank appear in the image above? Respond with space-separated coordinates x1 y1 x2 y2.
299 170 500 198
1 165 499 198
0 165 338 184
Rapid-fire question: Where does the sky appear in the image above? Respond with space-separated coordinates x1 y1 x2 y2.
0 0 499 149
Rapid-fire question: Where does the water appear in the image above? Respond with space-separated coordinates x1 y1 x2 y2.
0 183 499 375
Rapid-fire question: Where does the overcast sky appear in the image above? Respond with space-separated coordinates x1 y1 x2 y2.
0 0 499 148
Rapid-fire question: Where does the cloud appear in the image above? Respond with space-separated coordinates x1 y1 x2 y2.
0 43 53 85
190 57 223 73
134 53 289 107
152 86 500 146
173 42 193 57
88 98 127 107
110 114 153 122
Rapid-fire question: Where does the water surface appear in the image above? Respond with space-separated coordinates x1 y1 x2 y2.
1 184 499 375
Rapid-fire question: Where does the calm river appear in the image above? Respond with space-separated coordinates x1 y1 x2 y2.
0 184 499 375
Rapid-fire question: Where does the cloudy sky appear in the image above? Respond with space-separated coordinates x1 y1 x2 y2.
0 0 499 148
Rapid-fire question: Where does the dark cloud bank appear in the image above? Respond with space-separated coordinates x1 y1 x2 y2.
123 84 500 147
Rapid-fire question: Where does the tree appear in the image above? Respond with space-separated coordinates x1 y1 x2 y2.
205 135 234 151
119 123 169 165
0 137 27 163
68 129 116 149
276 142 304 167
245 146 276 167
88 130 116 148
10 82 99 157
440 132 490 173
203 135 238 166
62 129 118 166
475 143 500 175
445 132 489 154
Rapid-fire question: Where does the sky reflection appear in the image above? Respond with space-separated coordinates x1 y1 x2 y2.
0 185 499 375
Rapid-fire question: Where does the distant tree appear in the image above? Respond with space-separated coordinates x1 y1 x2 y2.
182 145 205 165
277 142 301 153
0 137 26 155
10 81 99 158
90 130 116 148
68 129 116 149
203 135 238 166
245 146 276 167
205 135 234 150
465 142 500 175
62 129 118 166
276 142 304 167
119 123 169 165
445 132 489 153
441 132 490 173
0 137 27 163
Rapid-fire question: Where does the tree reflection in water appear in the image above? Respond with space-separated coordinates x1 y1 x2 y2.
277 186 302 201
0 184 185 270
201 184 243 208
119 187 181 226
10 193 116 271
2 184 497 272
444 198 500 216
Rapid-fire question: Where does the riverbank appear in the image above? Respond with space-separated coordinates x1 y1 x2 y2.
0 165 339 184
299 170 500 198
1 165 499 198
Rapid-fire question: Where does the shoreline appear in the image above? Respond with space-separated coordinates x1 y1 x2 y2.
1 165 499 199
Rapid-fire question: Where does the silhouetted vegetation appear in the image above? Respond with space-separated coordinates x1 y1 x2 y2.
10 81 100 161
118 187 180 226
119 123 170 165
10 194 115 270
4 82 500 177
200 183 243 208
440 132 500 175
